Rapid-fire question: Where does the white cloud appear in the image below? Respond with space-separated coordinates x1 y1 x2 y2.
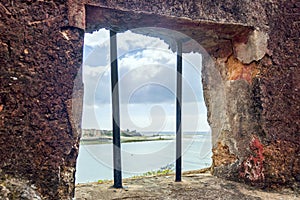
81 29 209 131
84 29 110 47
117 30 169 55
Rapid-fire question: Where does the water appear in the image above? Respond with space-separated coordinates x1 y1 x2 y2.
75 132 212 183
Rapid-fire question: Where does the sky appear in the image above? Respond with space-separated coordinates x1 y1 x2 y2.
81 29 210 133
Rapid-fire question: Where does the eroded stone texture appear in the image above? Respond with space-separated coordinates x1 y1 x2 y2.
0 1 84 199
212 142 238 167
259 0 300 188
0 171 42 200
200 0 299 190
0 0 299 199
226 56 259 84
233 30 269 64
84 5 252 58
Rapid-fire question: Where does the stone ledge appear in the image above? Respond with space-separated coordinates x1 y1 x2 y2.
75 172 299 200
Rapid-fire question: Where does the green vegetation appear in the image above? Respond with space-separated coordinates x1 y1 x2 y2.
131 169 174 179
97 179 106 184
96 168 173 184
131 164 174 178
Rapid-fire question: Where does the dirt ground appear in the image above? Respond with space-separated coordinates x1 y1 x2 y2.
75 171 299 200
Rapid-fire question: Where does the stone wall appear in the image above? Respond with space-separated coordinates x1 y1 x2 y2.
0 1 83 199
203 0 299 189
0 0 299 199
260 0 300 188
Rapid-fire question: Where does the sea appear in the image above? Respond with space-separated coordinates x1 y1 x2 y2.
75 131 212 183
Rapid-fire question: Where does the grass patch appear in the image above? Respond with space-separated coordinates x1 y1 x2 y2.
131 163 174 178
132 169 174 179
97 179 110 184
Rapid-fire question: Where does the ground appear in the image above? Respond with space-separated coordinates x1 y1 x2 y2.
75 171 299 200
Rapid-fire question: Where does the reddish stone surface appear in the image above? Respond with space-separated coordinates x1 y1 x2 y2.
259 0 300 188
0 1 84 199
240 136 265 182
212 142 238 167
226 56 259 84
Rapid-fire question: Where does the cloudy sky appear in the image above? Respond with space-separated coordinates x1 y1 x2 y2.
82 29 210 133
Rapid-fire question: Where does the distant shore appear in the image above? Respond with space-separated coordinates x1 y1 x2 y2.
80 129 178 145
80 135 174 145
80 129 208 145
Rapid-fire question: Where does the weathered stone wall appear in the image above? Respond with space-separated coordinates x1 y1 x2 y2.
0 0 299 199
260 0 300 188
0 1 83 199
203 0 299 189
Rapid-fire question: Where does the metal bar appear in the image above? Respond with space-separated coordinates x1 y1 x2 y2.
175 40 182 182
110 30 122 188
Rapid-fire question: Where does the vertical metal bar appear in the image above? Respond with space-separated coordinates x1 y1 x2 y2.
110 30 122 188
175 40 182 182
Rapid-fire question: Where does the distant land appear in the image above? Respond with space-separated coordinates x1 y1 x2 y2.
80 129 174 145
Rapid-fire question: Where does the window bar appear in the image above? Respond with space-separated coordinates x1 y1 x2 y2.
110 30 122 188
175 40 183 182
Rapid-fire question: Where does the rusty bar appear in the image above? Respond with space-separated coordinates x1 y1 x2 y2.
175 40 182 182
110 30 122 188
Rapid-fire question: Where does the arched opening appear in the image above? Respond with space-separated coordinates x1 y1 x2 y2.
76 28 212 183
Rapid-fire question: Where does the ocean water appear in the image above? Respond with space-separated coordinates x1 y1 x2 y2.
75 132 212 183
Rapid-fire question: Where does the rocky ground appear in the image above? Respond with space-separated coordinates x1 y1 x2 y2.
75 171 299 200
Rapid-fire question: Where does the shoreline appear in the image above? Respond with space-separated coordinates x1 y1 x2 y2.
80 135 175 145
76 168 211 185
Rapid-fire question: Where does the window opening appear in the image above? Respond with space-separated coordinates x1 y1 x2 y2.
76 28 212 184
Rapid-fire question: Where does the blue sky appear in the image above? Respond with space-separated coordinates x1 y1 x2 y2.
82 29 210 132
